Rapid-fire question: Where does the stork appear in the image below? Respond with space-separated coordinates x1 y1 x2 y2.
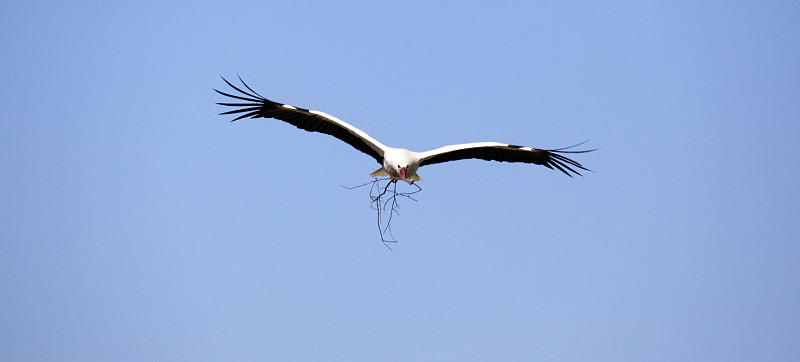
215 77 594 182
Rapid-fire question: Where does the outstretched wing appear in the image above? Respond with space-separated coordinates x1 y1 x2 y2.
417 141 594 177
215 76 387 163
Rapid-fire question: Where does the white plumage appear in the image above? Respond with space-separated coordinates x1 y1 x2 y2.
216 77 594 183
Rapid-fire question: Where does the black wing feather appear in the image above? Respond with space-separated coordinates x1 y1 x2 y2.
419 142 595 177
214 77 383 163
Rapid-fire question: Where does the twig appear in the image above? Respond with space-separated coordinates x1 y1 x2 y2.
341 177 422 248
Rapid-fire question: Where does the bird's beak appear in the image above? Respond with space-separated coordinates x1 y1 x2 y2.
399 167 407 181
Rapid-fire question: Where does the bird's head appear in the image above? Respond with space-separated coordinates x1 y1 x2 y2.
397 164 407 181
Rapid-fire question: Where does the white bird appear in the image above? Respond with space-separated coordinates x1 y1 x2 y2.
215 77 594 183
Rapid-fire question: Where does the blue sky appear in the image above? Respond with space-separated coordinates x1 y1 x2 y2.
2 1 799 360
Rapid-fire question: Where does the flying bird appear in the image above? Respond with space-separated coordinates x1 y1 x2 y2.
215 77 594 182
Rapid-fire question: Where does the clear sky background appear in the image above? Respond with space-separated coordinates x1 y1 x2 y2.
2 1 799 361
